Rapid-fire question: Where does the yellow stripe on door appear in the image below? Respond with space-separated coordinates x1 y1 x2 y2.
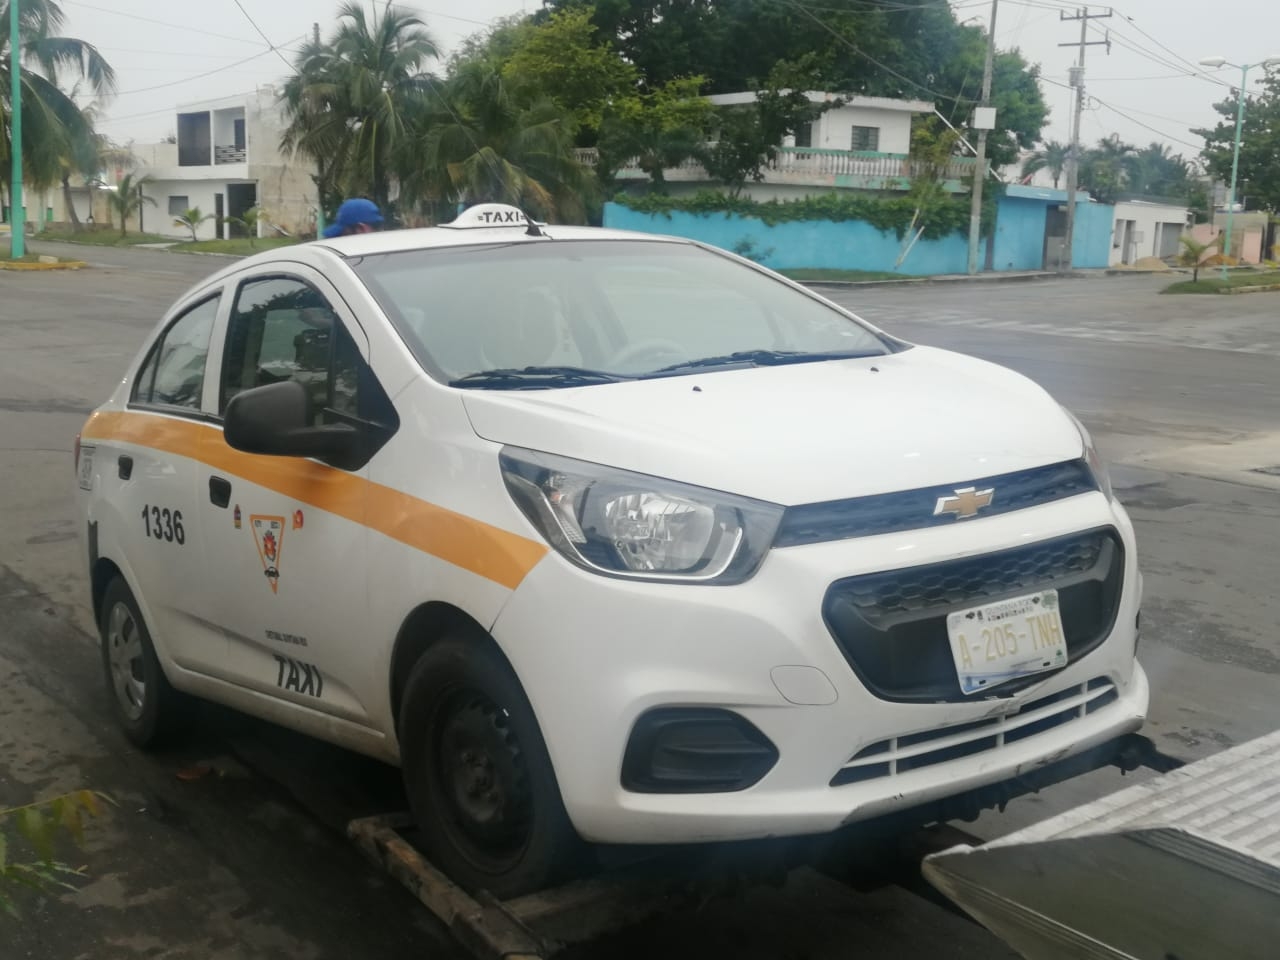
82 410 548 590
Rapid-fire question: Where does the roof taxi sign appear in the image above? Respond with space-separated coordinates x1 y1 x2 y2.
445 204 546 233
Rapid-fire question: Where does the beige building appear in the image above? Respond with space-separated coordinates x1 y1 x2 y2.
130 86 318 241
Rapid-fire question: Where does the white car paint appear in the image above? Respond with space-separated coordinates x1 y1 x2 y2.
77 204 1148 848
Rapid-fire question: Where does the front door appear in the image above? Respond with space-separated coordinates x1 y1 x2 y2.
214 193 224 240
195 269 387 726
106 293 226 675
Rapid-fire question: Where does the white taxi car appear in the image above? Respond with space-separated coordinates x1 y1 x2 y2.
76 204 1148 896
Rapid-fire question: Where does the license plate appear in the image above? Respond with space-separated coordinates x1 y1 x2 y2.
946 590 1068 696
77 445 95 491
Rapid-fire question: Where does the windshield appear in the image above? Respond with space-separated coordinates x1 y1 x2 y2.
351 240 896 387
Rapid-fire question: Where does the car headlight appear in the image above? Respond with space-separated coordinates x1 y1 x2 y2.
500 447 784 584
1065 409 1113 500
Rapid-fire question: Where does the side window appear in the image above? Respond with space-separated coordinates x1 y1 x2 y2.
221 276 397 430
131 296 219 410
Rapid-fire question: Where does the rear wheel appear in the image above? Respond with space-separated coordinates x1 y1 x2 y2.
399 636 580 897
99 577 191 748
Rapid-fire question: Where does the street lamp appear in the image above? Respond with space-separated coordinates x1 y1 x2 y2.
1199 55 1280 279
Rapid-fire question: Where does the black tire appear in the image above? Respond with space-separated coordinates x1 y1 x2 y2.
98 576 192 749
399 636 581 898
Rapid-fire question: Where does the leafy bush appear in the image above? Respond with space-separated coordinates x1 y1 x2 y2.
730 236 775 263
1 791 110 917
614 188 993 241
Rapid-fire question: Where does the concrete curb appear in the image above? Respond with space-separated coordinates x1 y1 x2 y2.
0 259 88 271
1217 283 1280 295
799 271 1091 290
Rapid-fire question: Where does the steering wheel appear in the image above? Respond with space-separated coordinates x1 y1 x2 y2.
608 338 687 371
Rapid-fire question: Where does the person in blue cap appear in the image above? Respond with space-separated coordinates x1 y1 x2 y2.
321 198 384 239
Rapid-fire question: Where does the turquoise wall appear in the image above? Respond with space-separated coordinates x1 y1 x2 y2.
991 197 1049 271
604 196 1114 273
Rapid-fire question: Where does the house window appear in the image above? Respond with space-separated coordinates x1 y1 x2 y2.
168 196 190 216
233 118 246 151
794 123 813 148
850 125 880 152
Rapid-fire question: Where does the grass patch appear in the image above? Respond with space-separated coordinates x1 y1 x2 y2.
1162 270 1280 294
780 268 917 283
34 226 171 246
173 236 300 256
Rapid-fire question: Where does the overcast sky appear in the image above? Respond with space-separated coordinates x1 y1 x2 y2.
63 0 1274 161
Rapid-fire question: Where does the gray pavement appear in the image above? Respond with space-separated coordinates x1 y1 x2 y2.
3 242 1278 957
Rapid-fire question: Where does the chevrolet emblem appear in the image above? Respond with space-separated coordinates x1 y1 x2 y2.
934 486 995 520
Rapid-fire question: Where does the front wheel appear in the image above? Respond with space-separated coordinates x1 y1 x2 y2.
398 636 581 898
99 576 192 748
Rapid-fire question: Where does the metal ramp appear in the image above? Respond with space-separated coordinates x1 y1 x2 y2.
923 729 1280 959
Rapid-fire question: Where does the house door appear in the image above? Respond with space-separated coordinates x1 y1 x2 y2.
227 183 257 239
1043 207 1068 270
215 193 225 240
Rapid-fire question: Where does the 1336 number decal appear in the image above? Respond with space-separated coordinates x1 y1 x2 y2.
142 505 186 544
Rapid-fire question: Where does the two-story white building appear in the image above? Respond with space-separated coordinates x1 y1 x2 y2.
130 86 317 241
586 91 979 201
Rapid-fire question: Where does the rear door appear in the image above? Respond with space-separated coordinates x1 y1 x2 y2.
96 293 227 675
193 268 396 727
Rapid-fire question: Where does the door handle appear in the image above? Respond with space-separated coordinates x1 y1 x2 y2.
117 455 133 480
209 476 232 508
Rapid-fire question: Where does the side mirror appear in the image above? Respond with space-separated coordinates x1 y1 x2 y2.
224 380 360 465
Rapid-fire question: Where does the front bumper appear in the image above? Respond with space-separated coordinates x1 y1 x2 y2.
491 492 1148 845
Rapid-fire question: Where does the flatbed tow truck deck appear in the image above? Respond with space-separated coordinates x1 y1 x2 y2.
348 732 1200 960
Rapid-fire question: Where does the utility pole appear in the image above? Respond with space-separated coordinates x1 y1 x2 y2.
1058 6 1111 273
311 21 326 238
966 0 999 276
9 0 24 259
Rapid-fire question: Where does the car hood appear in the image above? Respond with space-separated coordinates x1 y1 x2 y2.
461 346 1084 506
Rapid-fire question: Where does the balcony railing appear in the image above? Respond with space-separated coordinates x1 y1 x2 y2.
575 146 979 189
215 145 246 164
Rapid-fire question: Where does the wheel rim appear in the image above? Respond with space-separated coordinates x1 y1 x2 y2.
105 601 146 722
433 691 533 867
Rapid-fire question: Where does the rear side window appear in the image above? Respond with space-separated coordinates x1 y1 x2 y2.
131 296 219 410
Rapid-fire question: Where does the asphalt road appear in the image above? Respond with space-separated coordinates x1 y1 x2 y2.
2 241 1277 958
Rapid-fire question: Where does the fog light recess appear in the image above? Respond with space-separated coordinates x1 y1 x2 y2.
621 708 778 794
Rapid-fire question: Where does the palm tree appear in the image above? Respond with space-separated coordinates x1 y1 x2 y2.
280 1 438 216
412 57 594 221
229 205 264 246
1126 142 1190 197
173 206 214 242
104 172 154 237
1021 140 1069 189
1178 233 1217 283
0 1 116 194
1078 135 1135 204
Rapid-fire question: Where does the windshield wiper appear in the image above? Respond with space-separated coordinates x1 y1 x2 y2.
642 349 882 377
449 365 628 389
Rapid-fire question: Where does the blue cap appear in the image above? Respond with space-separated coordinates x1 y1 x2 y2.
322 198 383 238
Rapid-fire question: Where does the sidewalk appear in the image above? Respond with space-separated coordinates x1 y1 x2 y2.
800 269 1106 289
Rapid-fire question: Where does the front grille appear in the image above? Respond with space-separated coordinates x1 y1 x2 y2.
775 460 1097 547
822 528 1124 702
830 677 1117 786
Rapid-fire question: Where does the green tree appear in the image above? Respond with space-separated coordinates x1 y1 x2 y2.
229 205 264 245
104 172 155 236
1078 135 1135 204
500 7 638 142
280 1 438 216
596 76 714 187
1124 142 1191 197
173 206 214 242
698 58 832 197
1022 140 1069 189
1177 232 1216 282
413 56 595 222
1194 71 1280 213
0 0 116 197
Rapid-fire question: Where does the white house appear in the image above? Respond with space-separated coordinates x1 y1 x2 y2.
1110 198 1191 266
588 91 979 201
130 86 317 241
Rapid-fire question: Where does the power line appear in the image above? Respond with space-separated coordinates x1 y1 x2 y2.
780 0 976 104
1090 97 1206 150
113 49 277 96
60 0 265 47
232 0 297 72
